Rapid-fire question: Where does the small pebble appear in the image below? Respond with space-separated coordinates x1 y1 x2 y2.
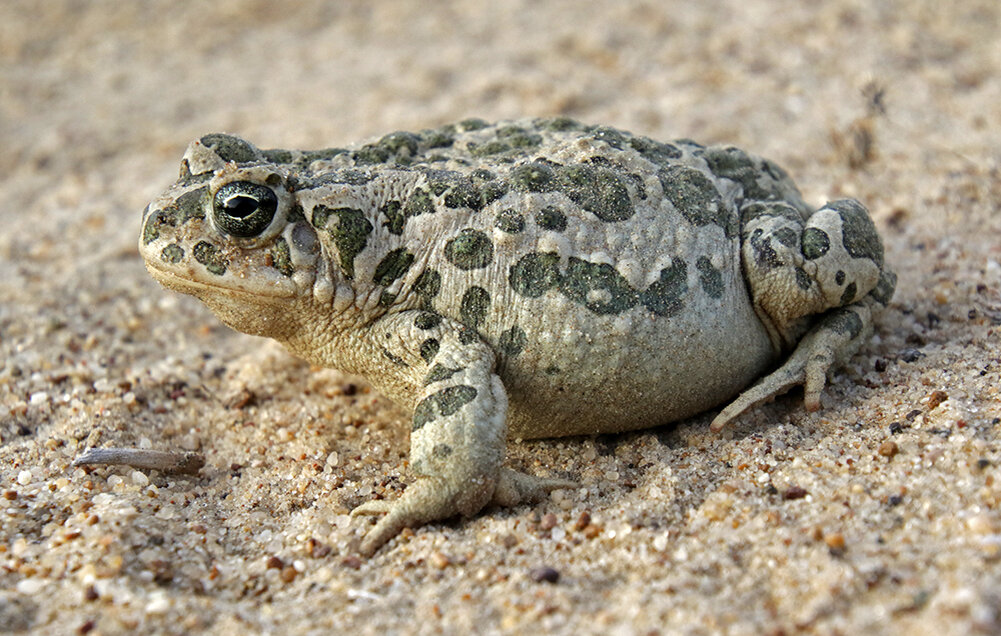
783 486 808 500
280 565 297 583
539 513 558 531
266 556 284 570
573 510 592 531
927 390 949 410
878 440 899 458
17 470 32 485
429 552 451 569
529 566 560 583
824 532 846 551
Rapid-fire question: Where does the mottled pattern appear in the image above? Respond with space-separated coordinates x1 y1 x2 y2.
139 117 895 554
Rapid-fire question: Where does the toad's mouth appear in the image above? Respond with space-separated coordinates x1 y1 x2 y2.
144 262 297 302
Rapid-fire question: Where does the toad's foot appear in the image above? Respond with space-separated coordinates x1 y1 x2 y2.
353 468 574 555
710 303 874 433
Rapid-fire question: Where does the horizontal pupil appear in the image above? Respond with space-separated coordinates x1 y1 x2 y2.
223 196 259 218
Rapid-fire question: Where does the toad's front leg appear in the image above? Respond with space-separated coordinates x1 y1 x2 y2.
351 311 572 555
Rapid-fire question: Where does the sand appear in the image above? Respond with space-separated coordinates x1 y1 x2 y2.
1 1 1000 634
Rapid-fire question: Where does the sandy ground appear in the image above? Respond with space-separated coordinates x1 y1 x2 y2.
2 1 1000 634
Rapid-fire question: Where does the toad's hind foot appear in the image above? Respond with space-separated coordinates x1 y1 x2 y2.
709 303 874 433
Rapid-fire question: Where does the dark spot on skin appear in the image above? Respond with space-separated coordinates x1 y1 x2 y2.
444 229 493 270
835 270 846 285
560 257 639 314
291 222 318 255
200 134 258 163
414 269 442 309
431 444 453 458
269 237 294 277
352 144 391 165
827 308 864 339
774 227 798 248
795 267 812 291
420 338 440 364
160 244 184 263
589 126 626 149
696 256 724 299
457 326 479 345
443 178 484 211
749 228 782 269
827 199 884 266
403 188 434 219
480 181 510 206
460 286 490 329
379 131 420 157
379 292 397 306
741 201 802 227
296 148 347 166
171 187 209 224
471 140 512 157
423 364 462 385
700 146 781 202
373 248 415 287
459 118 489 131
412 385 478 431
659 165 735 237
312 206 373 279
261 148 294 164
381 201 404 235
285 203 306 223
628 136 682 166
641 258 688 317
495 209 525 233
414 312 442 330
535 206 567 231
554 165 634 222
840 282 858 305
802 227 831 260
544 365 561 375
499 326 527 357
192 241 227 276
509 252 561 298
381 348 408 367
510 162 555 193
535 116 582 132
870 270 897 307
421 127 455 148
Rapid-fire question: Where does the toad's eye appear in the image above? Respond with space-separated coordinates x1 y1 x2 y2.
212 181 278 237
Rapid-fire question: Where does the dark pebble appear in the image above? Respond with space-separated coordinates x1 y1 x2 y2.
899 348 924 363
530 566 560 583
783 486 808 500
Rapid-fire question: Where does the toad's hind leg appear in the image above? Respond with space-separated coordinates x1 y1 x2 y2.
712 199 896 432
351 312 573 555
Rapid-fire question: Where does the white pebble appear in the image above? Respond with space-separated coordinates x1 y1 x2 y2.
17 470 32 485
131 470 150 487
29 392 49 406
16 578 46 594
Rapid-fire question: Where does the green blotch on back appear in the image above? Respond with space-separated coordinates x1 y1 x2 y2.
403 188 434 219
554 164 634 222
695 256 723 299
509 252 561 298
381 201 404 235
460 286 490 329
444 229 493 270
495 208 525 233
870 270 897 307
560 257 638 314
312 206 373 279
510 162 555 193
534 206 567 231
641 258 688 317
269 237 294 277
373 248 415 287
414 268 442 309
192 241 227 276
659 165 735 237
